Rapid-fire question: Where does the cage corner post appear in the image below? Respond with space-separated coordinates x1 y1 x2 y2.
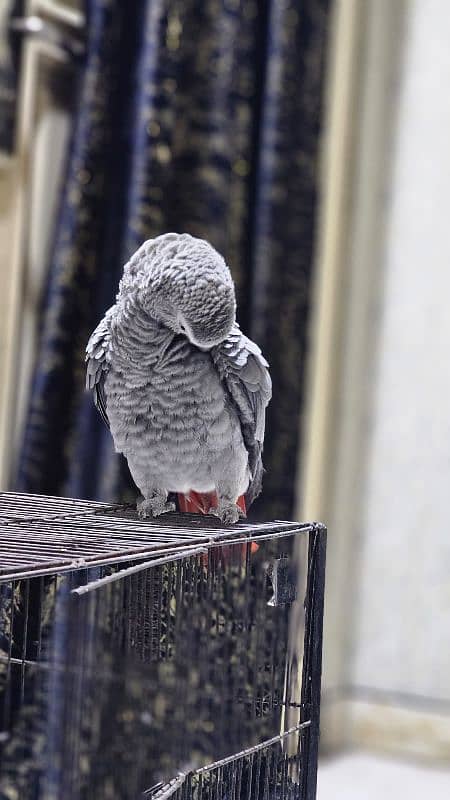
301 523 327 800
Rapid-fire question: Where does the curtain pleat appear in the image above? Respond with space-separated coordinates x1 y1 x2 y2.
17 0 330 520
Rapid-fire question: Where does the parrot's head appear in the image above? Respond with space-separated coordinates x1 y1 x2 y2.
120 233 236 348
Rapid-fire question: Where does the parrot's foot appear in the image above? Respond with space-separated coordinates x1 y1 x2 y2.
138 492 175 519
211 501 245 525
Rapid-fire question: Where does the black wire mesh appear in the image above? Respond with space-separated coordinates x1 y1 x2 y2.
146 722 310 800
0 493 326 800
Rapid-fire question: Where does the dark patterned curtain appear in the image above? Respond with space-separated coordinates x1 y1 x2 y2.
17 0 330 520
0 1 23 155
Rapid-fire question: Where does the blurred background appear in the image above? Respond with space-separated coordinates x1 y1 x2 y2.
0 0 449 796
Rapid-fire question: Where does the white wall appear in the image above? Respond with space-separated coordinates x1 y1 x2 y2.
351 0 450 705
299 0 450 760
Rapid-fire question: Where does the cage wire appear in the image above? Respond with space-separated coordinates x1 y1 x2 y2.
0 492 326 800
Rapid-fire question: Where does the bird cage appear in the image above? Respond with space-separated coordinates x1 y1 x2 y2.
0 492 326 800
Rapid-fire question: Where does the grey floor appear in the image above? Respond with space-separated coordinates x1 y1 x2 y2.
318 752 450 799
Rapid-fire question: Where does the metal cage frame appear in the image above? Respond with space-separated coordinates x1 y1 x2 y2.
0 492 326 800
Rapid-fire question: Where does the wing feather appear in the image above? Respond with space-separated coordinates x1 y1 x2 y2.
85 308 114 429
211 324 272 505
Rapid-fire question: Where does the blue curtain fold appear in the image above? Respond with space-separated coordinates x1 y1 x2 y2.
17 0 330 520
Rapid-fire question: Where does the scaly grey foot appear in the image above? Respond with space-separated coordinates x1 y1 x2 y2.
211 501 245 525
138 493 175 519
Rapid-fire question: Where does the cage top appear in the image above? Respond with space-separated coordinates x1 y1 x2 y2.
0 492 314 581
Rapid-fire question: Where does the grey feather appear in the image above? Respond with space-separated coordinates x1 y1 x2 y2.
85 233 271 522
211 323 272 504
85 308 114 429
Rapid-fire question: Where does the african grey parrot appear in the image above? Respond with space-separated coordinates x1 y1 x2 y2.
86 233 271 524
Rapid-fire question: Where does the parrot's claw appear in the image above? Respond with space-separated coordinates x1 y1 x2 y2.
211 501 245 525
138 495 176 519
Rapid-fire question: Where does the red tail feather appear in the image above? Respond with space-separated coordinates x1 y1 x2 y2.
176 491 258 562
177 490 246 516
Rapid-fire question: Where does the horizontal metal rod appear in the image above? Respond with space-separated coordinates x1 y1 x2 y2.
0 655 38 668
0 502 124 526
144 775 185 800
0 542 208 582
0 526 309 583
149 721 311 799
71 546 208 595
198 527 312 548
194 720 311 774
70 527 310 594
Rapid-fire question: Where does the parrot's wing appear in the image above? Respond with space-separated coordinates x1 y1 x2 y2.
86 307 114 429
212 324 272 505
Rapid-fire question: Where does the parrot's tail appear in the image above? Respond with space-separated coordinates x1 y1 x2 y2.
177 491 246 516
176 492 257 562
